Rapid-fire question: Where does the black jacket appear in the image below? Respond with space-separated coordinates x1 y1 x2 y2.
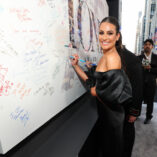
138 53 157 83
122 48 143 117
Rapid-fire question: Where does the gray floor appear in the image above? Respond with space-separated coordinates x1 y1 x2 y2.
132 103 157 157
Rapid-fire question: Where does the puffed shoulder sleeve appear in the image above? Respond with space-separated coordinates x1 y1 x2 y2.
95 69 132 106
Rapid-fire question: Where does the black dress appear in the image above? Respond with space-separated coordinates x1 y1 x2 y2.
79 69 132 157
94 69 132 157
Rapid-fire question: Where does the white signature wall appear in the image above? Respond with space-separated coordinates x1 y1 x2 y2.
0 0 108 154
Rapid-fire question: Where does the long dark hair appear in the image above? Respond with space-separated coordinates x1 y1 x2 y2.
100 16 124 68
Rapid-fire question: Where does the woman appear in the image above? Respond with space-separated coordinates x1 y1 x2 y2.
70 16 132 157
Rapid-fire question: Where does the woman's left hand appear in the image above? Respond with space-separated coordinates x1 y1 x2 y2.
128 115 137 123
90 86 97 96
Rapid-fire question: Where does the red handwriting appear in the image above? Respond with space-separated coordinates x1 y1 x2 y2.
0 65 8 83
0 65 14 96
0 65 31 99
12 83 32 99
14 29 40 33
10 8 32 22
30 39 43 47
38 0 46 6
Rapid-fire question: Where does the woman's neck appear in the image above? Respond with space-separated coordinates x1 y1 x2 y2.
103 47 118 55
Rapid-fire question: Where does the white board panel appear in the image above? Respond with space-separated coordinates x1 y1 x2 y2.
0 0 108 154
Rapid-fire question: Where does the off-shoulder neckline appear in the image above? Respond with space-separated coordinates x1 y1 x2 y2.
95 69 123 74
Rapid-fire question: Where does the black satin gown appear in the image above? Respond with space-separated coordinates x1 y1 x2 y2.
93 69 132 157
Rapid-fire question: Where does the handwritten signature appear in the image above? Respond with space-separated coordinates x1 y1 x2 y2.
10 106 30 127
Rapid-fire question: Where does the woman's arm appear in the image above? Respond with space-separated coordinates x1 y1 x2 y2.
70 54 97 96
70 54 88 81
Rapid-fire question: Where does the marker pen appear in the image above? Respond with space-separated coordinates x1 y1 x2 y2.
69 56 97 66
64 45 69 47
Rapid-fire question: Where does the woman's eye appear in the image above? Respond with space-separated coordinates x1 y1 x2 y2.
99 31 104 35
108 32 113 35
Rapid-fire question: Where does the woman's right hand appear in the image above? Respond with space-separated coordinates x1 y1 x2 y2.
70 54 79 66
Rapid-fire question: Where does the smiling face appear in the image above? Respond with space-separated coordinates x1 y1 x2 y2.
99 22 120 52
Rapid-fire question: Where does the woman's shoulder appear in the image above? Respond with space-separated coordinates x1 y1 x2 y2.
106 52 121 70
96 52 121 72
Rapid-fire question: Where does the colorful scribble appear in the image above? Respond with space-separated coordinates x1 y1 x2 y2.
10 8 32 22
13 29 40 33
30 39 43 47
0 64 31 99
38 0 46 6
0 30 18 56
10 106 30 127
0 81 14 96
61 61 75 91
0 65 8 82
0 65 14 96
47 0 55 8
34 82 54 96
11 83 32 99
24 50 49 67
